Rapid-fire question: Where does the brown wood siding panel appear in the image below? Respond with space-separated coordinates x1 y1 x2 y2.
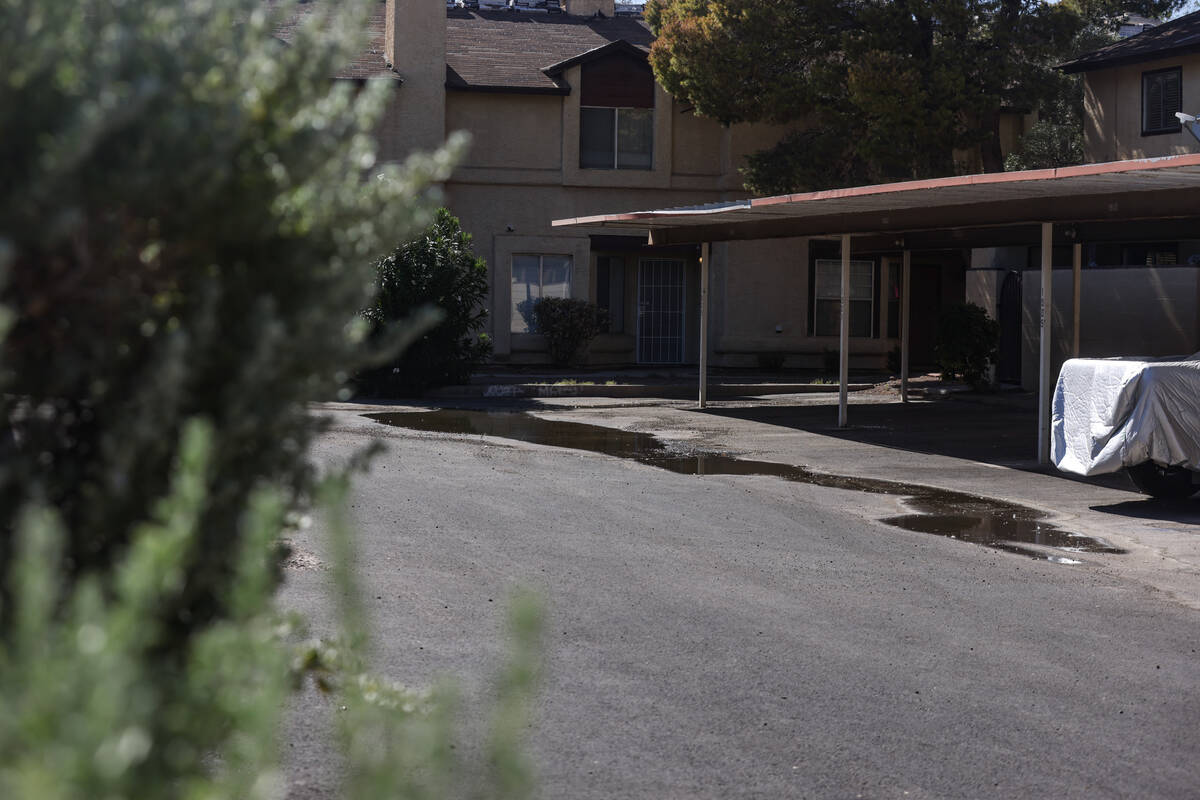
581 57 654 108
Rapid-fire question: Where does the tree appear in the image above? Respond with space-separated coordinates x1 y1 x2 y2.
646 0 1186 193
0 0 461 641
361 209 491 396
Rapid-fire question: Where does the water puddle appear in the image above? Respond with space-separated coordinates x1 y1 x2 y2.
368 410 1126 564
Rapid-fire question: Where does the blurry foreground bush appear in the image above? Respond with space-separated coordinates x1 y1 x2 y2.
0 421 543 799
0 0 459 636
0 0 541 796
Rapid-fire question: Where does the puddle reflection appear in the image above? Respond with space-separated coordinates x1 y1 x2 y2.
368 409 1125 564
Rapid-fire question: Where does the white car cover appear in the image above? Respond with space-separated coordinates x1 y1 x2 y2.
1052 353 1200 476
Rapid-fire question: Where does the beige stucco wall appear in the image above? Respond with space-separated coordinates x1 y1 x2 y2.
671 108 724 178
715 238 810 357
1082 53 1200 163
383 0 446 152
446 93 563 172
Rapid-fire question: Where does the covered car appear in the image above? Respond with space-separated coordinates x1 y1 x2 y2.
1051 353 1200 498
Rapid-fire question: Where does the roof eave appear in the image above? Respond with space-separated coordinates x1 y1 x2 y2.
1060 42 1200 73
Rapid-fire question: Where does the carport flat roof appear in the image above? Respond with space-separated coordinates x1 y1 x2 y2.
552 154 1200 246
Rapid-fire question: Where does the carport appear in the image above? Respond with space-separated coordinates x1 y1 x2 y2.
553 154 1200 464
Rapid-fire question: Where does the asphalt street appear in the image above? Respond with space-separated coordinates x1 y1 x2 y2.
281 405 1199 799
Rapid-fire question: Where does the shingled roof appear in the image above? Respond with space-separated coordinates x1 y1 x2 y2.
445 10 651 93
270 3 652 89
270 2 395 80
1061 9 1200 73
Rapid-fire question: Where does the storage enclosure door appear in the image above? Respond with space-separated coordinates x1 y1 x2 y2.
637 258 686 364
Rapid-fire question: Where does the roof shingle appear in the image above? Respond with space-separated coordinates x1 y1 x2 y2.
445 10 651 92
1061 10 1200 74
271 3 652 88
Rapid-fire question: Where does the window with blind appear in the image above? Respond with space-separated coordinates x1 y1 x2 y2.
579 56 654 170
811 259 875 338
1142 67 1182 136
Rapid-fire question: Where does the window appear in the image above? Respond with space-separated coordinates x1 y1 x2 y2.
579 56 654 170
811 259 875 338
595 256 625 332
511 254 571 334
1142 67 1182 135
1121 242 1178 266
580 107 653 169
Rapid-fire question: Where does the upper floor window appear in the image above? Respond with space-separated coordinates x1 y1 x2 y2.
1142 67 1182 136
580 108 653 169
579 56 654 170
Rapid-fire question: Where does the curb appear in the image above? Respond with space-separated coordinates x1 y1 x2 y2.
427 382 876 399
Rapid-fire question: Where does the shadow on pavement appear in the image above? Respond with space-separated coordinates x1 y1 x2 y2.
696 399 1134 492
1090 497 1200 523
698 400 1040 465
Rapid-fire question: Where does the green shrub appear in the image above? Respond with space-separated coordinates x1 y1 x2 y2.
935 303 1000 387
360 209 491 396
0 1 543 795
1003 119 1085 171
0 422 544 799
530 298 607 366
0 0 461 641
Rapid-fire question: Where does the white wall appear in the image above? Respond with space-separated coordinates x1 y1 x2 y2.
1021 266 1200 391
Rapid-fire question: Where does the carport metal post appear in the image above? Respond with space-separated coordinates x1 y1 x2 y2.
699 241 710 408
839 234 851 427
1038 223 1053 465
1072 242 1082 358
901 249 911 403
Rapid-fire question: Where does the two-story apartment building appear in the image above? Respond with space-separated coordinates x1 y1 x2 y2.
288 1 1196 380
369 0 822 368
282 0 991 371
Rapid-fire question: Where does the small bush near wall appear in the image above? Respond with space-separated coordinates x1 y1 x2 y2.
361 209 492 395
935 303 1000 387
531 298 607 366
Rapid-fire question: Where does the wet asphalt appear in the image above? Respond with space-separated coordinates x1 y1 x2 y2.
281 399 1199 799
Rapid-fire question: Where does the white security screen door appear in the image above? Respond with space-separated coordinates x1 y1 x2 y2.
637 258 686 363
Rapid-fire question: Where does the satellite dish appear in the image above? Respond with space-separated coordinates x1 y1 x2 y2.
1175 111 1200 145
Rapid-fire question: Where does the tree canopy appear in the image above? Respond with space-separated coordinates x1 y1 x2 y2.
646 0 1187 192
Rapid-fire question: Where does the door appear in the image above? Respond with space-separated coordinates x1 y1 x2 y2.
997 270 1022 384
637 258 686 363
908 263 942 370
